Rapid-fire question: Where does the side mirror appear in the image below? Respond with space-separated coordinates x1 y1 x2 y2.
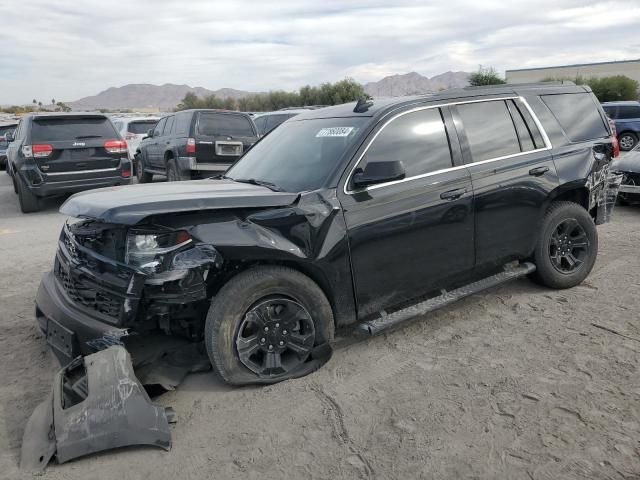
352 160 405 189
5 131 14 142
147 129 155 138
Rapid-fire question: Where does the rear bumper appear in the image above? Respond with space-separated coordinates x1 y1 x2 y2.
25 173 131 197
177 156 231 172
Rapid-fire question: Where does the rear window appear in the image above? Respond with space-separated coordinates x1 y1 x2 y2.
541 93 608 142
31 117 118 142
617 105 640 120
128 120 157 134
197 113 255 137
457 100 521 162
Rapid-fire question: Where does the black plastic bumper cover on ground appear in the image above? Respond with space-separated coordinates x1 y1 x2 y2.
20 346 173 471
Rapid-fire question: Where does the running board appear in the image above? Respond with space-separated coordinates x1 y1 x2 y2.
357 262 536 336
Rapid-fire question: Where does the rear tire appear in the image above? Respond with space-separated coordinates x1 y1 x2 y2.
136 154 153 183
619 132 638 151
16 175 41 213
167 158 189 182
530 201 597 289
205 266 334 386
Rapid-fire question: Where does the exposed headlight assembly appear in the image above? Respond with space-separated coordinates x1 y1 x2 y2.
125 229 192 273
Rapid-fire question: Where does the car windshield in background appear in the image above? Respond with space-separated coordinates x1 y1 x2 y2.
226 117 366 192
128 121 157 134
31 117 118 142
0 125 16 137
197 113 254 137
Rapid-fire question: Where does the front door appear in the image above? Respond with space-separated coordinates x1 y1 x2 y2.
339 106 475 319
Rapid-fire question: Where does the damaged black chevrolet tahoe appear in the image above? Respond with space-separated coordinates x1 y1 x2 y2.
35 83 622 385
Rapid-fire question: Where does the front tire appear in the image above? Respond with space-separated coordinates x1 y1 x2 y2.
16 175 41 213
619 132 638 151
531 201 597 289
205 266 334 385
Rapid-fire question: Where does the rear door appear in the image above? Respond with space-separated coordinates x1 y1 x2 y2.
451 97 558 271
340 106 475 319
28 116 123 174
194 112 257 169
146 117 166 167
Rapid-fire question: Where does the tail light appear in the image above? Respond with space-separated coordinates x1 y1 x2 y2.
186 138 196 154
121 169 131 178
0 136 5 142
125 132 136 140
22 144 53 158
608 119 619 158
104 139 128 155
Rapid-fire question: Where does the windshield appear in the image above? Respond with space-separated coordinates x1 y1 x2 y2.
226 117 366 192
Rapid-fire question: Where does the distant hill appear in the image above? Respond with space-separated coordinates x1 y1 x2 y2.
65 71 472 110
363 71 470 97
66 84 256 111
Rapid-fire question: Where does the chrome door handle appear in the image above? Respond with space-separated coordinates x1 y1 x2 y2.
529 166 549 176
440 188 467 201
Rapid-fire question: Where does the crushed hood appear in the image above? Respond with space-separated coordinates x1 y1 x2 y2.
60 179 299 225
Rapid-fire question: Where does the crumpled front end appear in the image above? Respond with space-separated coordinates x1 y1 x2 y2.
20 346 173 472
36 219 222 363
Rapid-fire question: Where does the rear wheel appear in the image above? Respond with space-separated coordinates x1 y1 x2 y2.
136 154 153 183
205 266 334 385
619 132 638 151
531 201 597 289
167 158 189 182
16 175 41 213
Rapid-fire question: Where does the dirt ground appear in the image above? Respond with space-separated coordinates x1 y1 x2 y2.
0 171 639 480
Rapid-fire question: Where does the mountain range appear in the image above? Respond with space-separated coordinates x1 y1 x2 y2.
65 71 471 110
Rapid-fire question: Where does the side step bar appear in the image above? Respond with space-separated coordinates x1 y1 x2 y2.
358 262 536 336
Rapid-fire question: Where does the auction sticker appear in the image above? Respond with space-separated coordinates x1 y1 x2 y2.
316 127 354 137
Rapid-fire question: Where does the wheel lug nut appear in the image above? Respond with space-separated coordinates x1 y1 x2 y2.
279 341 284 346
260 338 266 343
268 345 273 350
283 330 287 335
275 323 280 328
264 326 269 332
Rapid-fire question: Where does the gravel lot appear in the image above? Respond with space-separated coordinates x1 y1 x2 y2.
0 171 639 480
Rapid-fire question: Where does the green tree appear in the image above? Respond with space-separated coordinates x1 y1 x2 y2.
468 66 506 86
541 74 639 102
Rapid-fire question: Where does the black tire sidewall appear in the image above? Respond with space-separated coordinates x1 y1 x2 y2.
205 266 334 385
167 158 178 182
16 174 40 213
533 202 597 289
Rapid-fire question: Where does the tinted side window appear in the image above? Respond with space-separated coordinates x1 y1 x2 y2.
362 108 453 178
153 118 166 137
457 100 521 162
541 93 608 142
266 115 287 132
513 99 545 149
174 112 191 136
602 106 617 119
163 116 175 136
617 105 640 120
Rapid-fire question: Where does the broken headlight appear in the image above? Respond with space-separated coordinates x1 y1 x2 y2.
125 229 192 273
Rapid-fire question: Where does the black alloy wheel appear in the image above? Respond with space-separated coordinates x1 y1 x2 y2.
548 218 590 274
235 297 316 377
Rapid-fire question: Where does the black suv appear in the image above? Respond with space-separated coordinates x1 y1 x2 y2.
6 113 130 213
135 109 258 182
36 83 620 385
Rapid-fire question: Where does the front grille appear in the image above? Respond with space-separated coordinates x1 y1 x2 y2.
55 261 122 319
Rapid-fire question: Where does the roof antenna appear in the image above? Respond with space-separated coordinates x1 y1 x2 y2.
353 98 373 113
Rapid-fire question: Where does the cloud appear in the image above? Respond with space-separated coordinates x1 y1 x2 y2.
0 0 638 104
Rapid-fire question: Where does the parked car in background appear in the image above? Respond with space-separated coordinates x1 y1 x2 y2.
5 113 131 213
252 109 308 136
0 121 18 170
37 83 620 386
135 109 258 182
112 117 159 171
612 141 640 204
602 101 640 151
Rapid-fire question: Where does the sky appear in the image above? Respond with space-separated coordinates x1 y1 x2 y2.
1 0 639 104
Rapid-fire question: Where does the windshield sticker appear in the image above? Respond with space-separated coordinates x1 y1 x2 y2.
316 127 355 138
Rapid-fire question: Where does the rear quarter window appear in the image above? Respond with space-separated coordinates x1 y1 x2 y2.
197 113 255 137
128 121 157 134
30 117 117 142
174 112 192 136
541 93 608 142
617 105 640 120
